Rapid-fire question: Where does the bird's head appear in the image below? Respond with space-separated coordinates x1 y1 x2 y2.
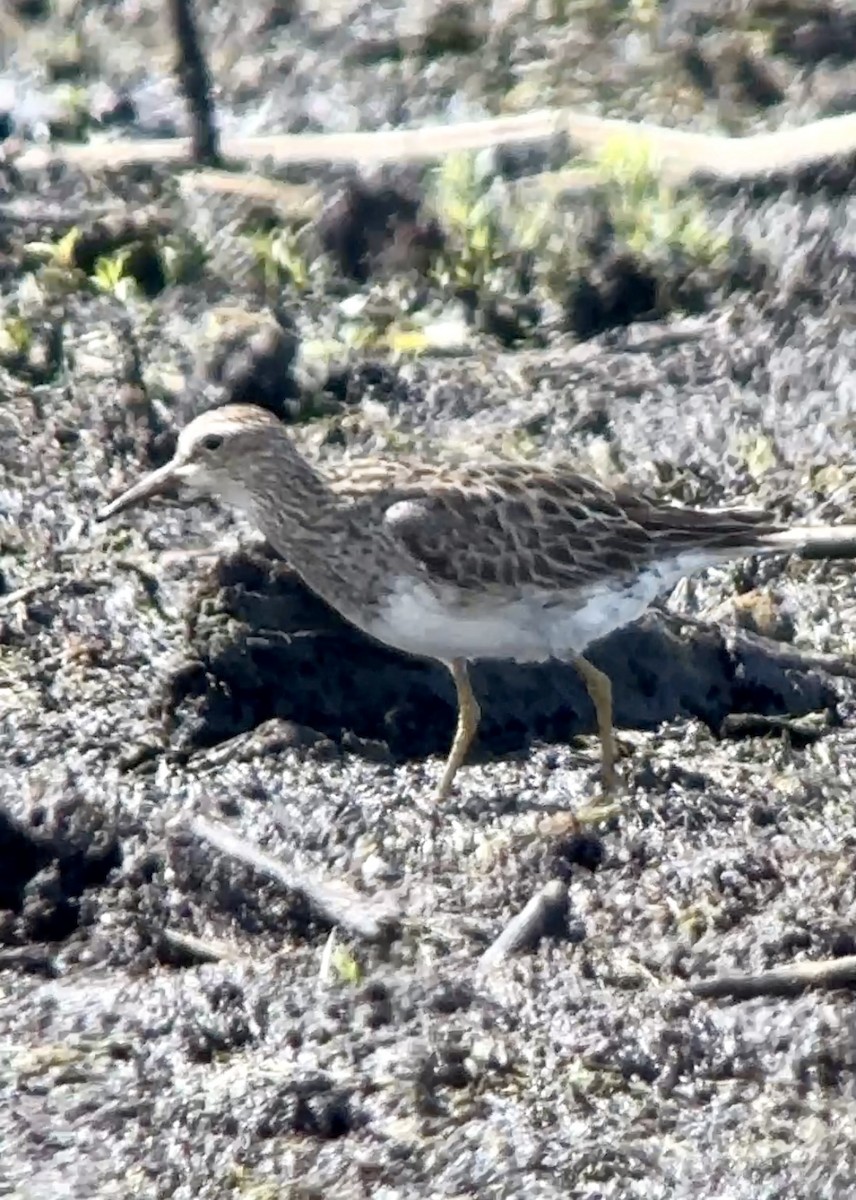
96 404 298 522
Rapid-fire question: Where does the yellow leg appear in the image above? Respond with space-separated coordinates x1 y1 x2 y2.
569 654 619 792
436 659 481 800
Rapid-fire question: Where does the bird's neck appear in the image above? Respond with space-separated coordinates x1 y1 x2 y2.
246 462 421 622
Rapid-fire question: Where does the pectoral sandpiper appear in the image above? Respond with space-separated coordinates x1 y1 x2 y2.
97 404 856 800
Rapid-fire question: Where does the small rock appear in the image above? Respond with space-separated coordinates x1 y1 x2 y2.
260 0 299 30
9 0 50 19
419 1 483 58
564 250 658 339
46 36 89 83
89 83 137 127
318 177 443 283
204 311 301 412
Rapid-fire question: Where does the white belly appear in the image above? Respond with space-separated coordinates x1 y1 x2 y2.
369 553 712 663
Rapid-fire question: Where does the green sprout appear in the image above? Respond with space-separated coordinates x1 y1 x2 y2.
247 226 311 294
588 134 729 265
92 246 140 300
330 944 362 986
53 82 91 136
627 0 660 29
24 225 82 269
160 233 207 286
431 150 506 290
0 316 33 359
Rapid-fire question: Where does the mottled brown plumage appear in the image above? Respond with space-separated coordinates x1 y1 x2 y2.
97 403 856 802
324 458 784 595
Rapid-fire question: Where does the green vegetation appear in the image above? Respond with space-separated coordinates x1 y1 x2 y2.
91 246 140 300
0 315 33 360
580 133 729 265
51 82 91 137
25 225 82 270
430 150 546 292
11 139 738 369
431 150 507 290
160 233 208 286
329 943 362 986
246 225 312 295
427 137 731 329
626 0 660 29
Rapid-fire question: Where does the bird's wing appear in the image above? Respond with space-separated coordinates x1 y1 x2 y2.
323 458 660 593
323 458 783 595
613 486 781 551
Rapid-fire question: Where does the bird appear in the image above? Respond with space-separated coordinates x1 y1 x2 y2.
97 403 856 801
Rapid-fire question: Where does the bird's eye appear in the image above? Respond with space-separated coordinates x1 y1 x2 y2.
200 433 224 453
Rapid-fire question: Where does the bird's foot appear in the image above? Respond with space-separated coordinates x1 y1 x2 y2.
573 794 623 827
549 747 625 830
537 765 623 838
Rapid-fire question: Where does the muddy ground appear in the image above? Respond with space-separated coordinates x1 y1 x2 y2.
4 1 856 1198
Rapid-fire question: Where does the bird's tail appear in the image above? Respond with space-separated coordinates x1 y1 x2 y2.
762 524 856 560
